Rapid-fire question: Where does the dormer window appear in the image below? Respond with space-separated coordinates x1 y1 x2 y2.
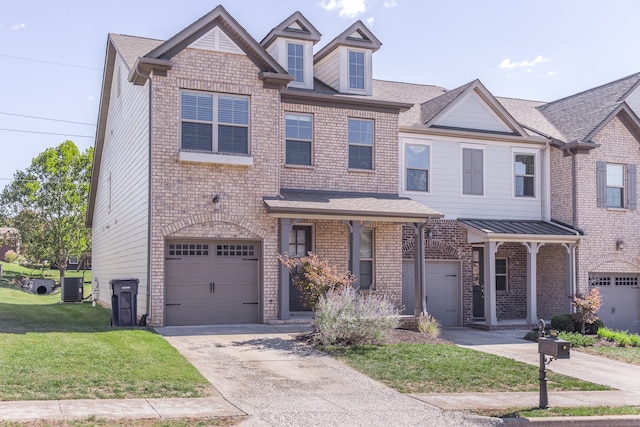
348 50 365 90
287 42 304 83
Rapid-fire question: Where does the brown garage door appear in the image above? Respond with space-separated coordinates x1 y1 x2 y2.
165 241 260 326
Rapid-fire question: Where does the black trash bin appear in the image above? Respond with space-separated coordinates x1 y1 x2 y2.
110 279 139 326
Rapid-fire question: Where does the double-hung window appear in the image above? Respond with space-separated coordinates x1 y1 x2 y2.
495 258 507 291
181 92 249 155
350 229 374 290
348 50 365 90
405 144 429 192
285 113 312 166
348 118 373 170
287 42 304 84
462 147 484 195
596 161 637 209
514 154 535 197
606 163 625 208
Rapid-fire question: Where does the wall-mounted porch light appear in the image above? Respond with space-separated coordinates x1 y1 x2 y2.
616 238 625 251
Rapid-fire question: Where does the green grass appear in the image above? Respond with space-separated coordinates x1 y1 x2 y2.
476 405 640 418
322 343 609 394
0 260 91 284
578 346 640 366
0 264 211 401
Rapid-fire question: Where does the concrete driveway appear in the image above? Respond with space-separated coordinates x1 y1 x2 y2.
157 324 499 427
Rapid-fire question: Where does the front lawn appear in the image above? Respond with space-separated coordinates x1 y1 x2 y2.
0 272 211 401
578 346 640 366
323 343 609 394
476 405 640 419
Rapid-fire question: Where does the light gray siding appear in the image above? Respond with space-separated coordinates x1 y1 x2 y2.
627 86 640 118
92 53 150 319
314 51 339 91
433 92 511 133
400 134 544 220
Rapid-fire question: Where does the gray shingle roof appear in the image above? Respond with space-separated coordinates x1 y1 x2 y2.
497 97 562 139
371 80 447 126
420 81 474 125
264 189 443 222
109 33 162 70
537 72 640 143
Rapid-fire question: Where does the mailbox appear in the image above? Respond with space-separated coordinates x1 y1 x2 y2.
538 337 570 359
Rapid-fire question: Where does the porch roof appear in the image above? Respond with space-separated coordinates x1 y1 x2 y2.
264 189 443 223
460 219 582 244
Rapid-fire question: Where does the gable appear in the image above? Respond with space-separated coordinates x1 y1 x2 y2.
627 85 640 120
189 26 244 55
432 91 512 133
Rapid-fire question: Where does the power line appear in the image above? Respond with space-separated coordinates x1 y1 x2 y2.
0 112 95 126
0 54 101 71
0 128 94 138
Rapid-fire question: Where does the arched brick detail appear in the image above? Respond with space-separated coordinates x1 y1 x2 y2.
161 212 269 239
586 254 640 273
402 238 415 259
425 239 462 259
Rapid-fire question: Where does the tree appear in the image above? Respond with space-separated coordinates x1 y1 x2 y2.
0 140 93 278
571 287 602 334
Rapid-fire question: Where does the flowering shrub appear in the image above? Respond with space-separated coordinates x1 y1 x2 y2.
4 249 19 264
314 287 400 346
571 287 602 334
278 252 355 311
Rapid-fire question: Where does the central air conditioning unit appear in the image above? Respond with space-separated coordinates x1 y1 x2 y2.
31 279 54 295
61 277 84 302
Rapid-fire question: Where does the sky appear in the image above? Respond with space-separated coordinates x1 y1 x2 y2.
2 0 640 192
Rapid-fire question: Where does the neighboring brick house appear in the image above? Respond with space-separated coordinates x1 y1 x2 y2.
87 6 440 327
513 73 640 333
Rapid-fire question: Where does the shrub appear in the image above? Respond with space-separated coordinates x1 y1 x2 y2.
558 331 597 347
417 312 440 338
583 319 604 335
551 314 575 332
3 250 19 264
597 327 640 347
314 287 400 346
524 331 540 341
278 252 355 311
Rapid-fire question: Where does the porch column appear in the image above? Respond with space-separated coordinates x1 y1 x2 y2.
484 241 501 327
562 243 577 313
524 242 544 324
279 218 299 320
412 223 427 315
343 220 368 289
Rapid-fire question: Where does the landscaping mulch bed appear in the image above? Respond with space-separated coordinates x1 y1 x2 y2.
297 328 451 345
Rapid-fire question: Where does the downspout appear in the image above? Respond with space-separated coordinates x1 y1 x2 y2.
143 76 152 326
568 147 578 309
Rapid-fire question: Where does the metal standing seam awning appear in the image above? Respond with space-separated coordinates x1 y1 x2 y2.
459 219 582 243
263 189 444 222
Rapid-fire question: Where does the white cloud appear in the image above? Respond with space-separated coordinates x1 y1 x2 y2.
366 16 375 27
10 23 26 30
384 0 398 7
500 55 547 70
320 0 367 18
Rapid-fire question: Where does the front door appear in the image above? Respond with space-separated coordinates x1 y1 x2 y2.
472 247 485 319
289 225 312 312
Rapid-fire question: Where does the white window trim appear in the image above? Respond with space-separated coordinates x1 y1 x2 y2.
339 47 372 95
179 90 251 164
286 41 305 85
347 117 375 171
511 147 539 200
606 163 625 208
285 112 313 166
401 138 432 195
460 143 486 198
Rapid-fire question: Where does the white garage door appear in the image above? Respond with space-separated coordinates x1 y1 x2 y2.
165 241 260 326
402 260 460 326
591 275 640 333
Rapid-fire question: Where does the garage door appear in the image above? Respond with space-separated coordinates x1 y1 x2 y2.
591 275 640 333
402 260 460 326
165 241 260 326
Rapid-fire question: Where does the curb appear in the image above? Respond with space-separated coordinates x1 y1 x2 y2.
501 415 640 426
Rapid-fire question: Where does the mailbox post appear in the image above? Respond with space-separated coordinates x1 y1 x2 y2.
537 319 570 409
